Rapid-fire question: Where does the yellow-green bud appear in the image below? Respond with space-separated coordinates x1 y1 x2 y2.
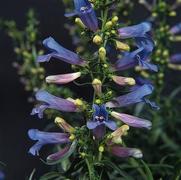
92 79 102 96
69 134 75 141
95 99 101 104
55 117 75 133
111 16 119 24
99 146 104 152
105 21 113 29
115 41 130 51
169 11 176 17
75 18 86 29
99 47 106 61
93 35 103 45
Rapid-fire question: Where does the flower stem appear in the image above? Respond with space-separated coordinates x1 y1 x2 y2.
85 158 95 180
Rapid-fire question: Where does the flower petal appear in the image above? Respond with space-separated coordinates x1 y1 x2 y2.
111 111 152 129
110 146 143 158
170 23 181 35
37 37 86 66
87 121 100 129
93 124 105 139
118 22 151 39
28 129 69 156
31 90 78 118
46 72 81 84
104 120 117 130
105 84 154 108
170 53 181 64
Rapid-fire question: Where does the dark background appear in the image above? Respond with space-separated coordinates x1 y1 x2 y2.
0 0 180 179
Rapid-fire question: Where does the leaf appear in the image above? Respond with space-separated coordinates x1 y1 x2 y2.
140 160 154 180
100 159 134 180
39 172 62 180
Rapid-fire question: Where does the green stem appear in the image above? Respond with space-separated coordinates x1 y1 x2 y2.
85 158 95 180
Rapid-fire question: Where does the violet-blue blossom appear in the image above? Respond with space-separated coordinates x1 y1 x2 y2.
113 47 158 72
37 37 86 66
87 104 117 138
170 53 181 64
65 0 98 32
31 90 78 118
106 84 158 109
28 129 76 163
118 22 151 39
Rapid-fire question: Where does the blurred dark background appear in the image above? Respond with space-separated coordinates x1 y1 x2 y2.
0 0 180 179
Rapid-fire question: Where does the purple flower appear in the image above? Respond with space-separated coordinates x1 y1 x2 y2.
170 23 181 35
31 90 78 118
170 53 181 64
37 37 86 66
111 111 152 129
28 129 77 164
87 104 117 138
109 145 143 158
106 84 158 109
113 47 158 72
65 0 98 32
118 22 151 39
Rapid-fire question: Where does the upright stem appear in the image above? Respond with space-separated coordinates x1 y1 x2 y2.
85 158 95 180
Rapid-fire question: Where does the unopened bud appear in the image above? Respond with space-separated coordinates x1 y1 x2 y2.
105 21 113 29
115 41 130 51
99 146 104 152
111 16 119 24
93 35 103 45
111 125 129 144
55 117 75 133
69 134 75 141
99 47 106 61
75 18 86 29
112 75 135 86
92 79 102 96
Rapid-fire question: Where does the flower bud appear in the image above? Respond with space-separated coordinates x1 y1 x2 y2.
111 125 129 144
112 75 135 86
75 18 86 29
92 79 102 96
69 134 76 141
105 21 113 29
99 47 106 61
55 117 75 133
115 41 130 51
93 35 103 45
99 146 104 152
111 16 119 24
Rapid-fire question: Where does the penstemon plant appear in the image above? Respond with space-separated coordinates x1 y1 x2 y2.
27 0 161 179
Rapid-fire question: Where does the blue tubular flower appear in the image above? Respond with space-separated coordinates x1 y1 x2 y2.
65 0 98 32
118 22 151 39
37 37 86 66
109 146 143 158
113 47 158 72
170 53 181 64
170 22 181 35
28 129 70 156
106 84 158 109
31 90 78 118
87 105 117 138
